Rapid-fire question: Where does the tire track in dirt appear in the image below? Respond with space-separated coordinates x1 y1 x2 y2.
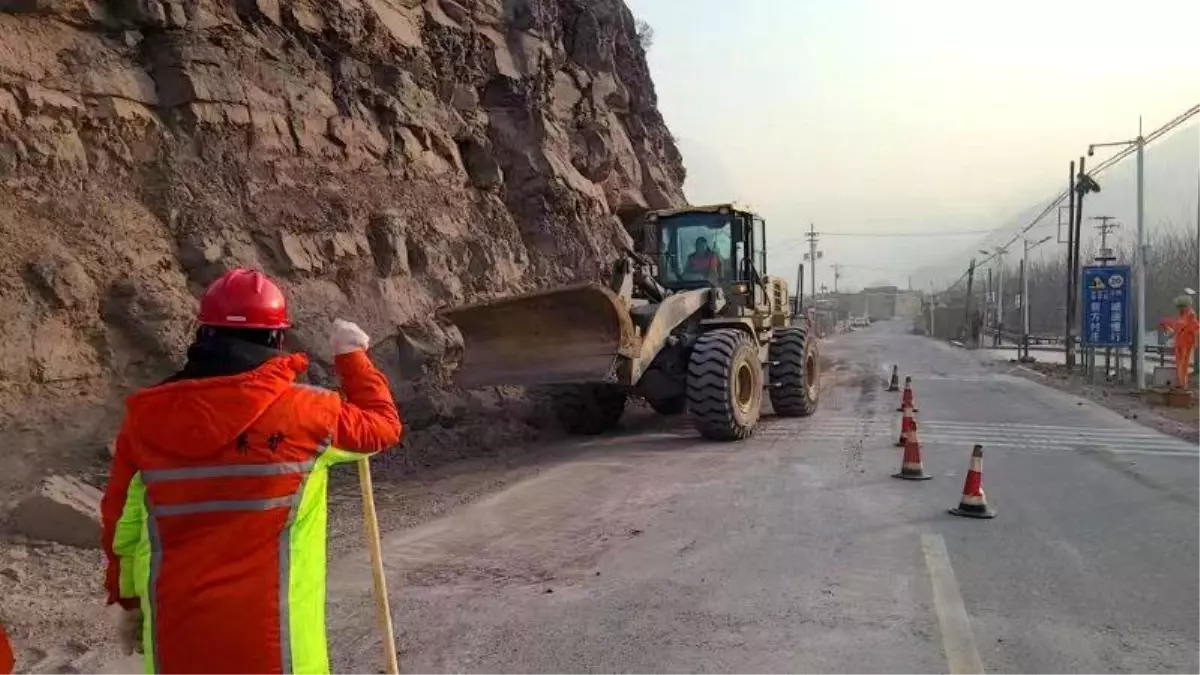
841 357 882 475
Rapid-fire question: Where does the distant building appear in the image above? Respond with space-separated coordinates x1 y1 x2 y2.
864 286 899 321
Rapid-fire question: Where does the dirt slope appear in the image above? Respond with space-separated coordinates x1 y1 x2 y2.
0 0 685 496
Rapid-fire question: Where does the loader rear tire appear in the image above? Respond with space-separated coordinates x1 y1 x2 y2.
769 327 819 417
686 329 763 441
554 384 627 435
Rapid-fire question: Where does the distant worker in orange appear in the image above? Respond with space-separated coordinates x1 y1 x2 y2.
1158 293 1199 389
686 237 722 282
101 268 403 674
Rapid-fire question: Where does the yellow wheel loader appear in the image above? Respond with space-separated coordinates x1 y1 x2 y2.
438 204 820 441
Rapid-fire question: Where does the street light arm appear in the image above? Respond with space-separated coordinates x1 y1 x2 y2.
1088 138 1139 157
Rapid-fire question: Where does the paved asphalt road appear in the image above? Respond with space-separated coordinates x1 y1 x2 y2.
328 320 1198 674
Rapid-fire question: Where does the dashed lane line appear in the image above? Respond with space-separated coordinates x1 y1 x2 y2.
921 533 985 675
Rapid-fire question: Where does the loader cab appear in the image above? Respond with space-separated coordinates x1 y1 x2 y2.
648 205 767 308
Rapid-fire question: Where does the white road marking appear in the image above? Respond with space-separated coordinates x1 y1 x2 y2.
1093 447 1200 458
758 418 1198 458
921 533 985 675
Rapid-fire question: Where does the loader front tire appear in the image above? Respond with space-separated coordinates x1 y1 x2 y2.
554 384 627 435
686 329 763 441
768 327 819 417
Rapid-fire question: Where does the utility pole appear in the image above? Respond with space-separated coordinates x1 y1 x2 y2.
987 266 995 346
831 263 842 293
795 263 805 316
1075 156 1094 367
1072 156 1092 372
1065 160 1076 366
928 281 936 338
804 223 821 306
996 249 1006 337
1091 216 1119 263
1075 154 1094 365
1022 236 1052 361
963 258 976 347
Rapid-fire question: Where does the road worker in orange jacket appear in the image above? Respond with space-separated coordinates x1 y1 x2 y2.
101 268 403 674
1159 293 1199 389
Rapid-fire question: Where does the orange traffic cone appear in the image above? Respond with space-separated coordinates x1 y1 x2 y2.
950 445 995 518
896 376 918 412
887 365 900 392
893 423 932 481
895 404 915 447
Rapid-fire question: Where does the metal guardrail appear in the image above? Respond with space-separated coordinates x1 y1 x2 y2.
978 327 1176 364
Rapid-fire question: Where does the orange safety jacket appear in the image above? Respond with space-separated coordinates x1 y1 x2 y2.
101 346 402 674
1 623 13 674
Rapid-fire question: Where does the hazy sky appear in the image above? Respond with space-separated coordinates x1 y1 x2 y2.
627 0 1200 291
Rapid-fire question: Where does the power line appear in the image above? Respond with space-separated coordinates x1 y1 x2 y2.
822 229 998 237
773 227 997 251
934 104 1200 295
989 104 1197 248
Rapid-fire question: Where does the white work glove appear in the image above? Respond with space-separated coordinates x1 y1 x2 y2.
118 608 143 655
331 319 370 355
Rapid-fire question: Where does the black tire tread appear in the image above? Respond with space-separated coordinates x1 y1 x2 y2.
686 328 763 441
768 326 818 417
555 384 627 435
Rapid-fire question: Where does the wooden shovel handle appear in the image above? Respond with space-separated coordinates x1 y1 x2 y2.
358 458 400 674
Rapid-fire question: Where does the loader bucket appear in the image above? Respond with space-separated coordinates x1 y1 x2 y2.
437 283 639 389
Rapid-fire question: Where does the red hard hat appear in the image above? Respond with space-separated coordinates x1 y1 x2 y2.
197 268 290 329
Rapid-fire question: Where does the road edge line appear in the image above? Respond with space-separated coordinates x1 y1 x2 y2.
921 533 986 674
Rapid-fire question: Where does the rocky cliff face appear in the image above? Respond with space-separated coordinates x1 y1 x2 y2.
0 0 685 490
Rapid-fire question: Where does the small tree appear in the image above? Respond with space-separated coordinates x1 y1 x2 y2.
635 18 654 49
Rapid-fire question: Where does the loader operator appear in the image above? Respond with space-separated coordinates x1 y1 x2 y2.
685 237 723 283
101 268 403 674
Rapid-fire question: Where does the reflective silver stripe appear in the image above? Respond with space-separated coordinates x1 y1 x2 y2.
141 461 315 484
150 496 294 517
145 493 163 674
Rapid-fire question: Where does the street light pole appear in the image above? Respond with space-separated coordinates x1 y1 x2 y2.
1134 135 1146 388
1023 242 1031 356
1065 160 1076 366
997 249 1005 338
979 246 1010 346
1088 134 1148 388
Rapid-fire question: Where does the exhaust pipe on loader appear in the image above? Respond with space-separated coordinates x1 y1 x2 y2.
436 283 640 389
